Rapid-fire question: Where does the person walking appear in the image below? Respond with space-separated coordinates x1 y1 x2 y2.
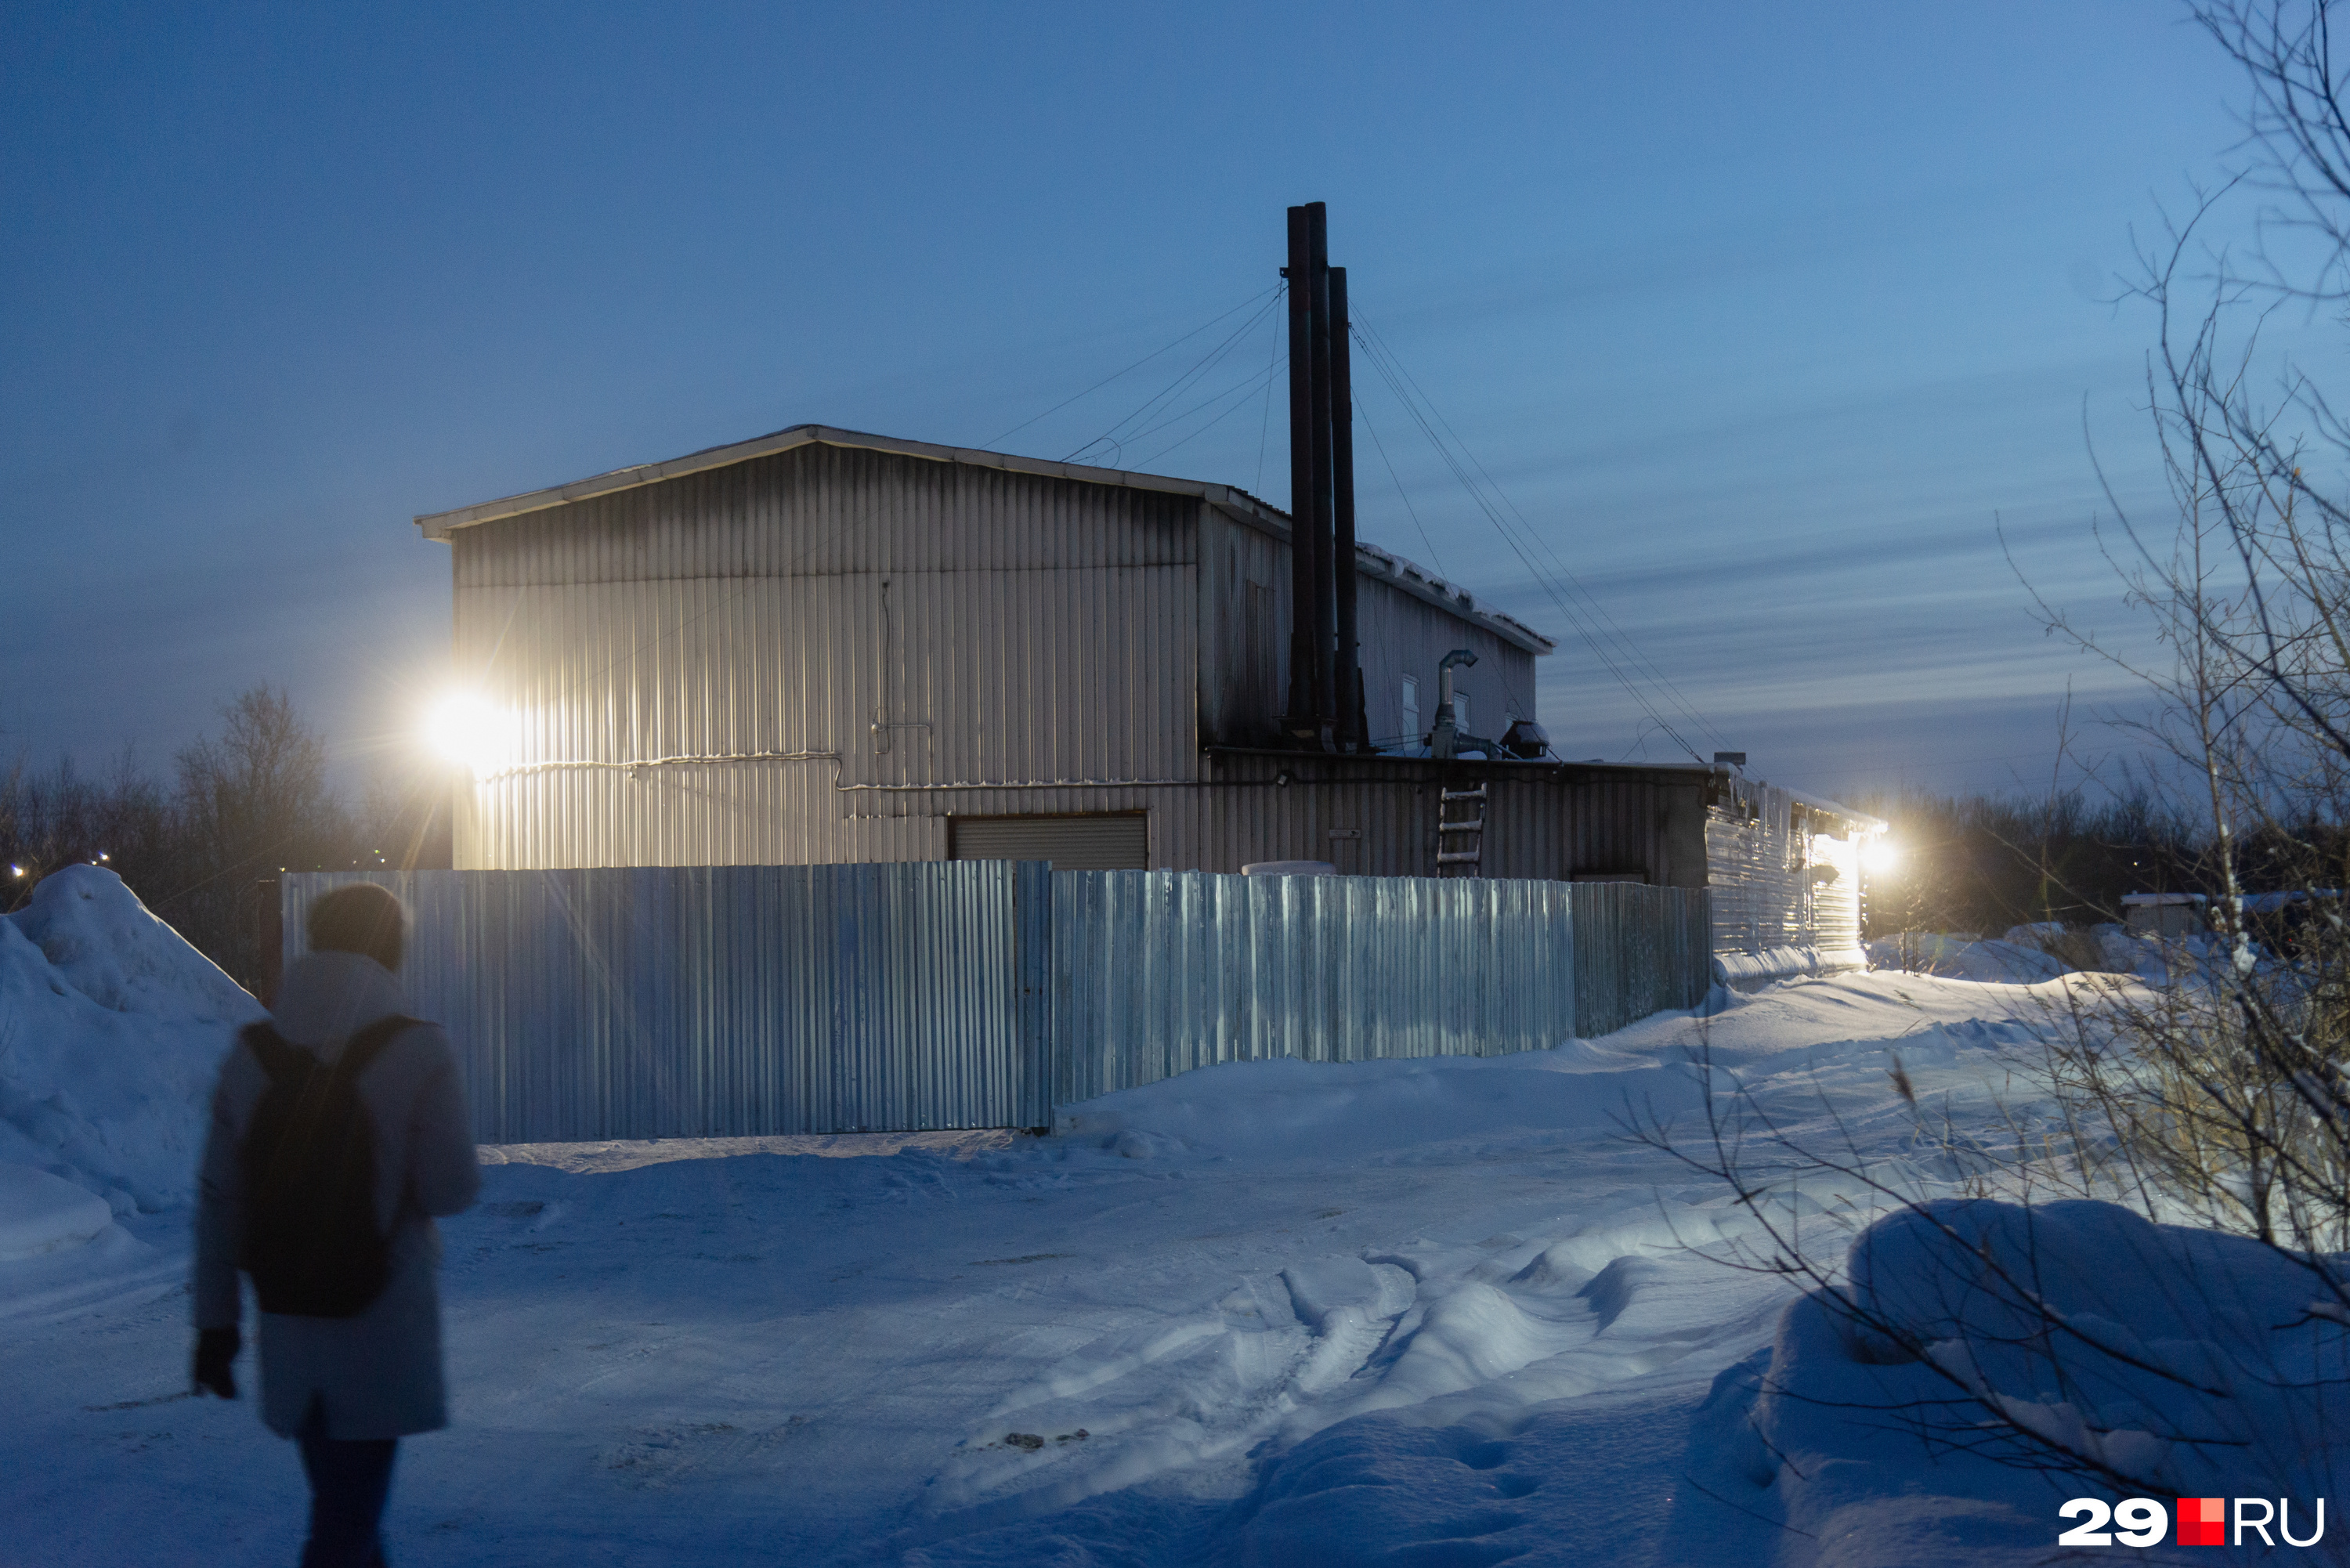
191 883 479 1567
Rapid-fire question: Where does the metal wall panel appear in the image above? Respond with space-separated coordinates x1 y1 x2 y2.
282 862 1051 1141
1050 871 1709 1104
1703 781 1865 963
446 440 1570 876
1193 508 1541 750
450 443 1203 869
284 862 1707 1139
1149 754 1709 886
949 814 1148 869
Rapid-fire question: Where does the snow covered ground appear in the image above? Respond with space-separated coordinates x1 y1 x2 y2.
9 879 2310 1564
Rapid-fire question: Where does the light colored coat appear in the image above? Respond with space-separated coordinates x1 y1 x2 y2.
194 952 480 1440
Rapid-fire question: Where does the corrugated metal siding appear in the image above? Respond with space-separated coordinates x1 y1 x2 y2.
1351 576 1538 746
949 814 1148 869
446 441 1573 876
282 862 1051 1141
449 758 1728 888
452 443 1201 869
1052 873 1709 1104
1193 508 1539 749
1156 755 1708 884
1703 780 1865 962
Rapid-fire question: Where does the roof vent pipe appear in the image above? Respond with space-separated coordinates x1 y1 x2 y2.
1431 649 1477 761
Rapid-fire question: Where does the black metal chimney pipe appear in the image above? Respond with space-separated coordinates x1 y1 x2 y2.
1282 205 1322 734
1329 264 1365 750
1306 204 1337 742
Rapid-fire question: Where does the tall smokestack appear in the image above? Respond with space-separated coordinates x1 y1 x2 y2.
1329 264 1365 750
1306 205 1337 746
1283 204 1323 735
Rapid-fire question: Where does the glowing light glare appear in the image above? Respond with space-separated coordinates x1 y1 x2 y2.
8 865 22 878
424 692 512 775
1861 839 1903 876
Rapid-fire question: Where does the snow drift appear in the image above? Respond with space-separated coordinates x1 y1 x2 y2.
0 865 259 1218
1669 1198 2350 1564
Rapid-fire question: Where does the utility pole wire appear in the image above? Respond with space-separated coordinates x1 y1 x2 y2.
1255 282 1284 497
1351 310 1727 753
1346 316 1708 761
979 284 1280 455
1063 291 1286 466
1344 310 1730 752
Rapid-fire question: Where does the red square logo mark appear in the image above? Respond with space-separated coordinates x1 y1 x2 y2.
2177 1498 2226 1546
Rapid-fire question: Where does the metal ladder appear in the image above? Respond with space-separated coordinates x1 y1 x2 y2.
1435 782 1488 876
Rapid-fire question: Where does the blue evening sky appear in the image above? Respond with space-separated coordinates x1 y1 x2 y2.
0 2 2270 800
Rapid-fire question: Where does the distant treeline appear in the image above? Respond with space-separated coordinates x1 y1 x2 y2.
1 685 451 992
1852 787 2348 939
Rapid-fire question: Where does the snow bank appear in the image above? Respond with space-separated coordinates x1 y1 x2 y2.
0 866 260 1217
1668 1198 2350 1563
0 1162 114 1260
1050 1032 1700 1164
1714 944 1867 988
1870 923 2254 988
1870 930 2071 983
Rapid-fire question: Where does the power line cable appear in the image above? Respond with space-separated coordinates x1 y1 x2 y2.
1134 356 1287 471
1352 312 1727 752
1064 291 1285 465
1354 396 1449 580
1346 318 1704 760
1348 316 1715 754
1351 316 1676 705
978 285 1278 453
1254 283 1284 497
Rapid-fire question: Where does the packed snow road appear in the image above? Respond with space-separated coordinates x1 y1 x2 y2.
2 966 2063 1566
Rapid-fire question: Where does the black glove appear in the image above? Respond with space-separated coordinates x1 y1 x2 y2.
193 1326 240 1399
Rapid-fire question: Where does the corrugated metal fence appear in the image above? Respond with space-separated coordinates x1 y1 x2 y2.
1051 874 1708 1104
281 862 1051 1143
283 865 1708 1140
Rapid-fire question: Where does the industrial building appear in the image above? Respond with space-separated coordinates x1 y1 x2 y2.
417 424 1875 976
425 420 1546 868
412 201 1880 979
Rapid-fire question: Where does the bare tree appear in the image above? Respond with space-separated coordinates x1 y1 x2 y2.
1647 3 2350 1537
157 685 356 987
0 747 176 912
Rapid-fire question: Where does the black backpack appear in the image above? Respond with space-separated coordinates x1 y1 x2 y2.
237 1014 419 1318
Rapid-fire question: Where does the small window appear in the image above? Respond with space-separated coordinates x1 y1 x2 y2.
1453 694 1470 735
1400 676 1420 739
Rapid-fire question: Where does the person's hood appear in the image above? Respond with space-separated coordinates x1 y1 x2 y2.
270 950 410 1059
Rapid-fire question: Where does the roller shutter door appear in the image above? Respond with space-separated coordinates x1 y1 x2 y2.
949 813 1148 869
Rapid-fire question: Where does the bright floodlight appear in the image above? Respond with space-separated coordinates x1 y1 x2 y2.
1862 839 1902 876
425 692 510 775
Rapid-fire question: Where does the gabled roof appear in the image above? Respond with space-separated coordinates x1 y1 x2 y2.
413 423 1556 654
